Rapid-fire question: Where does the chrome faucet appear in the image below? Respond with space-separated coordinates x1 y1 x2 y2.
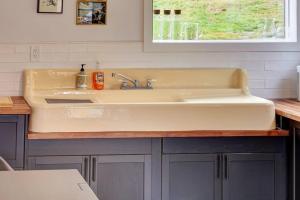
112 73 154 90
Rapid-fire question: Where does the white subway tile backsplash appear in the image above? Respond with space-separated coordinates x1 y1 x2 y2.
39 53 69 63
0 45 15 54
265 79 296 89
0 72 22 82
15 45 30 53
251 89 296 99
87 42 143 53
0 63 27 72
0 53 29 63
0 81 21 91
39 44 70 53
231 61 265 70
249 80 265 89
69 52 98 62
247 70 266 79
265 70 297 80
265 60 300 71
69 44 87 53
0 90 21 96
0 42 296 98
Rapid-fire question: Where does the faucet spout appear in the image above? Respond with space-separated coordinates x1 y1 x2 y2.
112 73 139 88
111 72 153 90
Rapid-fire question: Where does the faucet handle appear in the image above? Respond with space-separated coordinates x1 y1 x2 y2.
120 81 129 89
146 79 156 89
134 80 140 88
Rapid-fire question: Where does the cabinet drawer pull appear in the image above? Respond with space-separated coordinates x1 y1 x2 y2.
224 155 228 179
84 157 89 181
92 157 96 182
217 155 221 179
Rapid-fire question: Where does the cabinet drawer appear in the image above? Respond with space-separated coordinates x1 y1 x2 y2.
163 137 286 154
28 138 152 156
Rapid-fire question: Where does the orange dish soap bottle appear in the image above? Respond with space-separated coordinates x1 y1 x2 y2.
92 71 104 90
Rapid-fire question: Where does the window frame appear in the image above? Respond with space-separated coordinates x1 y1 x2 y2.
144 0 299 52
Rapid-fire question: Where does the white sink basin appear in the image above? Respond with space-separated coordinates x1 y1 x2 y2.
24 68 276 133
33 88 243 104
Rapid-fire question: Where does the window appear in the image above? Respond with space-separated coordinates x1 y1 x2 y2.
144 0 299 51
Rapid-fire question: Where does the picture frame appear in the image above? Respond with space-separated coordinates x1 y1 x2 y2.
37 0 63 13
76 0 107 25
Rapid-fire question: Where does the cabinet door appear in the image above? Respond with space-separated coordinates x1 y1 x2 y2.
0 115 25 168
223 153 286 200
162 154 221 200
90 155 151 200
27 156 90 182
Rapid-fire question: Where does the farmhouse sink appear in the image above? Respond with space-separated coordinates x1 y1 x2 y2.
24 68 275 133
33 88 243 104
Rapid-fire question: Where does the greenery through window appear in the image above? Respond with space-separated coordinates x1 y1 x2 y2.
153 0 286 42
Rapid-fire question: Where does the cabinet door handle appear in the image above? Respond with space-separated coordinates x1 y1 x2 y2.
217 154 221 179
224 155 228 179
84 157 89 181
92 157 96 182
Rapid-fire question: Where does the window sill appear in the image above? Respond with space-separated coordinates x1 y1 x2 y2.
152 38 297 44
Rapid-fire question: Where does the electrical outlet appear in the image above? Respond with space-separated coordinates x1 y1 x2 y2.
31 46 40 62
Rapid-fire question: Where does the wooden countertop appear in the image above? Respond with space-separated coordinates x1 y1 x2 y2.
273 99 300 122
0 97 31 115
27 129 289 140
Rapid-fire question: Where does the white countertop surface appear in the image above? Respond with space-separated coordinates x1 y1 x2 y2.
0 170 98 200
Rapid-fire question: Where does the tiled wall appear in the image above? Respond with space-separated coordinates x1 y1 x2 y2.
0 42 298 98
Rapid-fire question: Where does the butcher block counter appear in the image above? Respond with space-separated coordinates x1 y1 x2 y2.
0 96 31 115
273 99 300 123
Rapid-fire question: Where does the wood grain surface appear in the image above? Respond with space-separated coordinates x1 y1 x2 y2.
27 129 289 140
0 97 31 115
273 99 300 122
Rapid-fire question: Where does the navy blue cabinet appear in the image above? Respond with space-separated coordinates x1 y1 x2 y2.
289 123 300 200
223 153 286 200
26 137 287 200
27 155 152 200
162 153 286 200
162 138 287 200
26 139 153 200
162 154 221 200
90 155 151 200
0 115 26 169
296 128 300 200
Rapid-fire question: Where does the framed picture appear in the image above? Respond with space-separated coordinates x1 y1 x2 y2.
37 0 63 13
77 0 107 25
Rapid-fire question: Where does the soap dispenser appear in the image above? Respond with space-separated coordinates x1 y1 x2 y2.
76 64 88 90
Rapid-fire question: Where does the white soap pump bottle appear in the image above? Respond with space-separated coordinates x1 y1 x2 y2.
76 64 88 90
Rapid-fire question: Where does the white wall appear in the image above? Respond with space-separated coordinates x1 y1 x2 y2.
0 0 142 42
0 0 298 98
